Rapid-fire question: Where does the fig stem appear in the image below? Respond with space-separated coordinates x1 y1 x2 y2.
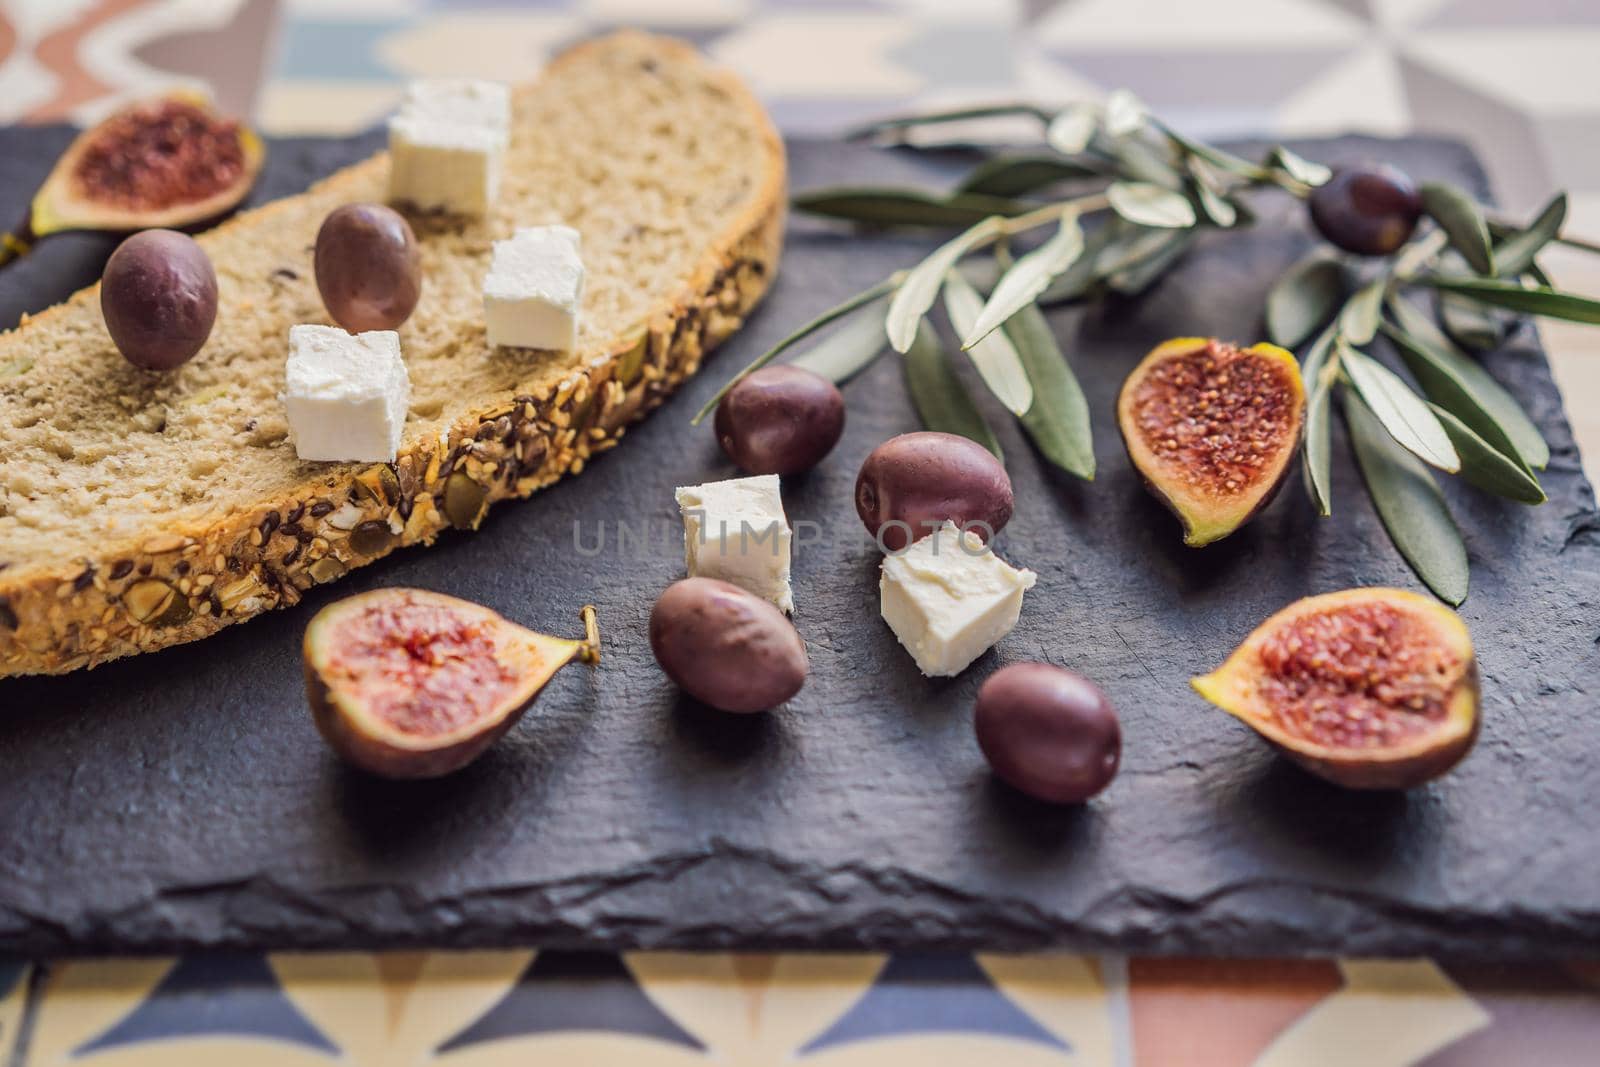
577 604 601 664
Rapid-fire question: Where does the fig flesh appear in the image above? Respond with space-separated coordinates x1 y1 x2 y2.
1117 337 1305 547
304 589 599 779
1193 587 1479 790
2 91 264 266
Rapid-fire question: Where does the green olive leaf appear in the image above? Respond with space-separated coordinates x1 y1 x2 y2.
1493 192 1567 278
1104 89 1147 137
1341 344 1461 472
693 276 899 423
1267 255 1346 348
1429 403 1546 504
1154 119 1268 180
1186 157 1238 227
1038 225 1117 305
956 154 1102 198
1439 289 1505 351
904 319 1003 460
885 216 1003 353
1093 225 1175 278
792 187 1030 228
1339 278 1387 345
1101 133 1184 189
786 294 890 385
1046 104 1098 155
1268 145 1332 187
1107 181 1196 229
1344 389 1469 606
963 209 1084 347
1381 295 1548 469
1106 230 1192 296
1299 324 1340 516
1005 301 1095 479
844 103 1050 143
1419 275 1600 325
1420 182 1495 275
943 269 1034 415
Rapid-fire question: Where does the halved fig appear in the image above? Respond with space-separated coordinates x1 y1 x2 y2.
304 589 600 779
2 91 264 266
1117 337 1306 546
1192 587 1479 790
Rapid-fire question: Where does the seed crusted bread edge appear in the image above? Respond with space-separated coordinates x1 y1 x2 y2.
0 33 786 678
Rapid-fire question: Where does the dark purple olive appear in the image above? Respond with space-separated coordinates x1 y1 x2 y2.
649 577 807 713
101 229 217 370
975 663 1120 804
715 365 845 475
314 203 422 332
856 431 1013 552
1308 164 1423 256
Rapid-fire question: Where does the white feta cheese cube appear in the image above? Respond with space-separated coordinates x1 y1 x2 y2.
483 226 585 351
880 521 1037 677
387 79 511 215
675 474 793 613
284 325 410 463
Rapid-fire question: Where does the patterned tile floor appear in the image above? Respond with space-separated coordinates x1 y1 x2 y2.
1 1 1599 1064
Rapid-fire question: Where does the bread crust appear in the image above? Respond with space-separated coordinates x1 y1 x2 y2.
0 33 786 678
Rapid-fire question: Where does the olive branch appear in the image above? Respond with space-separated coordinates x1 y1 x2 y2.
695 92 1600 605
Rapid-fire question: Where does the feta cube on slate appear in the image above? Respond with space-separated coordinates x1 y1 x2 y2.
483 226 585 351
387 79 510 215
880 521 1036 677
675 474 794 613
284 325 410 463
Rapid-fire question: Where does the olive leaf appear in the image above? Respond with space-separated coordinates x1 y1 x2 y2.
1107 181 1196 229
943 269 1034 415
1268 145 1332 187
1420 276 1600 325
1038 224 1118 305
1439 290 1505 350
1429 403 1546 504
1341 344 1461 472
692 276 900 423
1046 104 1098 155
1381 295 1548 469
786 294 890 385
1300 324 1339 516
1155 119 1266 180
1094 225 1175 278
904 319 1003 459
1005 301 1095 479
956 155 1101 198
1101 133 1184 189
1266 255 1346 348
1339 278 1387 345
1106 230 1192 296
1494 192 1566 278
886 216 1002 352
963 209 1084 346
1103 89 1146 137
1186 157 1238 227
792 187 1029 228
845 103 1050 143
1420 182 1495 275
1345 390 1469 606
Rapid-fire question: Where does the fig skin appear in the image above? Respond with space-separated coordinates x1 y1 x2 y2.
975 663 1121 804
1192 587 1480 790
714 365 845 475
649 577 807 713
1117 338 1305 547
856 431 1014 552
304 588 597 779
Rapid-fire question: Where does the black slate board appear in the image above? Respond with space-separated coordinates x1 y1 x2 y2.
1 128 1598 960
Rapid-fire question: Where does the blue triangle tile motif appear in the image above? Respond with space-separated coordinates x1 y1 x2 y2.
436 950 703 1054
75 954 337 1056
800 952 1070 1054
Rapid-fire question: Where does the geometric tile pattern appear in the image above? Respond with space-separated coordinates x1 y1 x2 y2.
2 1 1600 1059
8 950 1600 1065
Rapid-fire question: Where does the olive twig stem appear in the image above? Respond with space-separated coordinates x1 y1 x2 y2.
994 194 1110 239
577 605 601 665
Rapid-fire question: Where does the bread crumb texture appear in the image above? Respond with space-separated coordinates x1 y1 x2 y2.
0 32 785 676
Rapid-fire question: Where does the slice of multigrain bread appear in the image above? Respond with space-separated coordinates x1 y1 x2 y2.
0 33 785 677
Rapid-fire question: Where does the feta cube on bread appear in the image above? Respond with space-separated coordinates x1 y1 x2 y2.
387 79 511 215
284 326 410 463
880 522 1036 677
675 475 794 613
0 33 784 677
484 226 585 351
